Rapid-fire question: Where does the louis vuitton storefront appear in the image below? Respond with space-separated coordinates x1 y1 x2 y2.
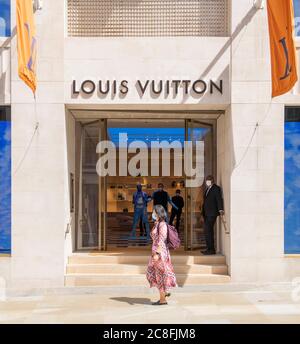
72 114 218 252
1 0 300 292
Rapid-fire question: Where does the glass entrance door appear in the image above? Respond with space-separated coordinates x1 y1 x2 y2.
77 120 107 250
185 120 215 250
75 117 215 251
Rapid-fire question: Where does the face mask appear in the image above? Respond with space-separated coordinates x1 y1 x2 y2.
152 212 157 221
206 180 212 187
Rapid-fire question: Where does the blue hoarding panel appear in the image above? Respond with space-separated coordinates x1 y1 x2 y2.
284 120 300 254
0 121 11 254
0 0 11 37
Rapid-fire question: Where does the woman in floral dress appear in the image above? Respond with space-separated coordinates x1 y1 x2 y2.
146 204 177 305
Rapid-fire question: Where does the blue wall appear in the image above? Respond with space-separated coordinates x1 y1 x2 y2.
0 0 10 37
0 121 11 254
294 0 300 36
284 118 300 254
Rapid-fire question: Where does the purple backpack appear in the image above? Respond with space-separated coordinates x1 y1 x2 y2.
158 222 181 250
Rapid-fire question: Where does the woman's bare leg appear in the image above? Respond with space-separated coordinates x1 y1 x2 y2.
159 290 167 303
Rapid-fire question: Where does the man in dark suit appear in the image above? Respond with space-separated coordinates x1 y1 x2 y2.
152 183 178 222
201 175 224 255
169 189 184 232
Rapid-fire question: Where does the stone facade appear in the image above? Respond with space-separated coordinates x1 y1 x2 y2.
0 0 300 290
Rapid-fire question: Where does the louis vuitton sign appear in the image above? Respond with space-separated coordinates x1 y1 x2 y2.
72 79 223 98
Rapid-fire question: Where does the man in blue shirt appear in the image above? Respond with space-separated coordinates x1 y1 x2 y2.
130 183 151 239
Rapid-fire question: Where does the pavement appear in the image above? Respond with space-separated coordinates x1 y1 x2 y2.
0 284 300 324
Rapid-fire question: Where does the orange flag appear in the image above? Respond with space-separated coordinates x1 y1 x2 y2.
267 0 298 97
16 0 37 95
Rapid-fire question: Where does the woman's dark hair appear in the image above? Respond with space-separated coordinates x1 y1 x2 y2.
154 204 167 221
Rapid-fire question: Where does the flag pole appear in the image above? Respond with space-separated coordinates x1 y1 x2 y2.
254 0 265 9
13 91 39 176
33 91 39 131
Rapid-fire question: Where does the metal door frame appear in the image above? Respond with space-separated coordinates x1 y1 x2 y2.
75 114 219 251
98 119 107 251
184 119 217 251
76 120 102 250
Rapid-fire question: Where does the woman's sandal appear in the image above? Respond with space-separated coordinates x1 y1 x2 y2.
165 292 171 297
152 300 168 305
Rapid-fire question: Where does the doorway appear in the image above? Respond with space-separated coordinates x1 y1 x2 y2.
75 116 216 251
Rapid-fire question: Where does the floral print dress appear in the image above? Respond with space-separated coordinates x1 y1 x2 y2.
146 221 177 292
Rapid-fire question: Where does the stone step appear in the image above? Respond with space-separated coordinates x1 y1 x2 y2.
65 273 230 287
66 263 228 275
68 254 226 265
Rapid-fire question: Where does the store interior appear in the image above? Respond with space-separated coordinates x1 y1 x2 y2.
77 118 212 250
106 120 187 246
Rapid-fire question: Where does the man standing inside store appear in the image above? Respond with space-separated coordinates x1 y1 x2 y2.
201 175 224 255
130 183 151 239
152 183 178 222
169 189 184 232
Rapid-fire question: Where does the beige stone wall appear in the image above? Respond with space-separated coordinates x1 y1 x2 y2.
230 0 300 282
64 110 76 269
64 36 230 107
217 108 232 273
9 0 66 289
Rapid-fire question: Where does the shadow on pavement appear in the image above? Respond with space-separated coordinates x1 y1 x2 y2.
110 297 152 305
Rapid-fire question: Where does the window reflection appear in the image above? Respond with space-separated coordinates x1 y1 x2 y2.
284 107 300 254
294 0 300 36
0 0 10 37
0 107 11 254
